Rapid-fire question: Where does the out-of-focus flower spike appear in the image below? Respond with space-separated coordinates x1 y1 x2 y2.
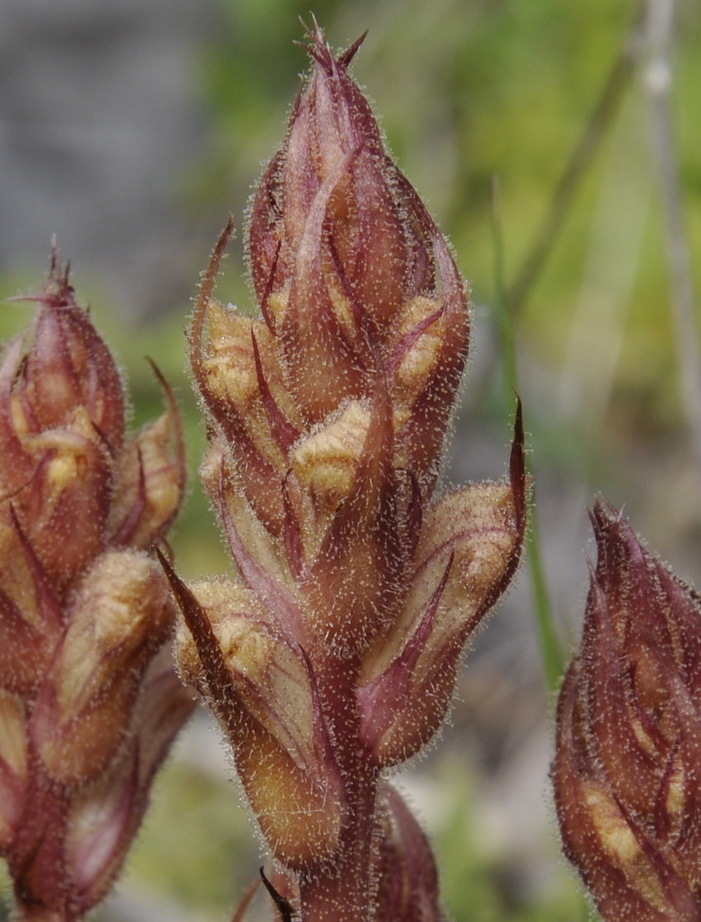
553 662 697 922
6 504 64 637
134 647 198 785
656 567 701 697
21 425 112 586
0 336 33 486
0 589 48 697
650 660 701 885
552 501 701 920
65 749 140 912
581 563 665 812
0 259 134 587
8 778 70 919
0 253 190 921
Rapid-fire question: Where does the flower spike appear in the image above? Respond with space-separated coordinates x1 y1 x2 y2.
177 26 526 922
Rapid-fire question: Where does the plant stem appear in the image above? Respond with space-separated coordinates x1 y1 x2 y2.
297 656 380 922
491 179 564 693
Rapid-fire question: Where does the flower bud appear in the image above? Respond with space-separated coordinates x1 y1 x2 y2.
175 579 318 766
31 550 175 787
63 650 195 912
291 400 371 517
192 292 294 538
196 302 298 467
0 258 125 587
358 416 526 766
166 564 346 869
298 383 405 654
552 501 701 920
375 783 445 922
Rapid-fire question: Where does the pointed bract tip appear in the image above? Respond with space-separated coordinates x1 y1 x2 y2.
297 17 367 72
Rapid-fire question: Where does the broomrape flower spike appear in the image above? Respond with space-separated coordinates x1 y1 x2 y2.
0 252 194 922
171 22 526 922
552 500 701 921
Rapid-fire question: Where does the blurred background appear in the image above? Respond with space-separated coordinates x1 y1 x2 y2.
1 0 700 919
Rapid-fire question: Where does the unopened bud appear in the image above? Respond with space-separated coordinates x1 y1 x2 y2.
176 579 318 768
32 550 174 786
63 650 195 912
167 567 346 869
359 421 526 766
0 517 63 696
375 783 444 922
291 400 370 516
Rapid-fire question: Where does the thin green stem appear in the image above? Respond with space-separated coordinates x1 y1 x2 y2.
490 178 564 694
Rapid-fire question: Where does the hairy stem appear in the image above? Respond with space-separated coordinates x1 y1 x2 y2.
298 656 380 922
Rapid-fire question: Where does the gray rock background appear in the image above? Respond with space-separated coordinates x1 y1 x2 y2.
0 0 221 317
